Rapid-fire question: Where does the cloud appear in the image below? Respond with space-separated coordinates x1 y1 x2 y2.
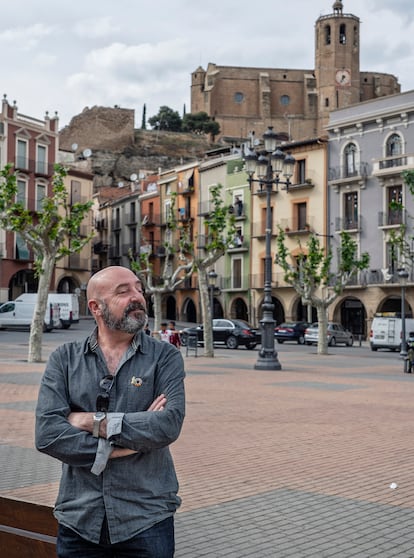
73 16 120 39
0 23 55 49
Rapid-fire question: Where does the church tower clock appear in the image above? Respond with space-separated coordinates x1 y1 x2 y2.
315 0 360 132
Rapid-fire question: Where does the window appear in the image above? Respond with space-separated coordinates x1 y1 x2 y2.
130 202 136 223
297 159 306 184
339 24 346 44
16 179 26 207
71 180 81 204
325 25 331 45
386 241 400 273
15 233 29 260
344 192 358 229
387 186 402 225
232 258 242 289
296 202 307 230
36 184 46 211
280 95 290 106
234 92 244 103
36 144 47 174
386 133 402 157
344 143 357 177
16 139 28 169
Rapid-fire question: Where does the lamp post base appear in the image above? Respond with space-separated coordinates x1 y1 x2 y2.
254 350 282 370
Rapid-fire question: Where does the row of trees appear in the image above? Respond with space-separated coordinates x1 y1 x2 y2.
1 162 413 362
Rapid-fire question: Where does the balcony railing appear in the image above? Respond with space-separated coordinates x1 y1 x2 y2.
378 209 405 227
335 215 362 232
14 158 54 176
328 162 369 183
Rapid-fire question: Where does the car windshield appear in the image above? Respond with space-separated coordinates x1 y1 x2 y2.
310 323 318 328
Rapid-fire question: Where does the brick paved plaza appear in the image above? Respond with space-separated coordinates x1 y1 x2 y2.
1 337 414 556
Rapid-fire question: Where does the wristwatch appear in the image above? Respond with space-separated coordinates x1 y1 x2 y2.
92 411 106 438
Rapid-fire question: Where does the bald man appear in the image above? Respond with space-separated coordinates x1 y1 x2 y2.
36 266 185 557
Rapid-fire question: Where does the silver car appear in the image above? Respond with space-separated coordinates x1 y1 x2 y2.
305 322 353 346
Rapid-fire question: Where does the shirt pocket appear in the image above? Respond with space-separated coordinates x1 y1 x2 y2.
124 365 156 412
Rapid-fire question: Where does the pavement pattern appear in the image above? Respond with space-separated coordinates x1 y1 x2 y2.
1 338 414 557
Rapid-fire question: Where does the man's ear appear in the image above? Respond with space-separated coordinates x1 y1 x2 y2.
88 300 101 315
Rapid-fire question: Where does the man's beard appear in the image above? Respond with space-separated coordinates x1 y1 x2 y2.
100 301 147 334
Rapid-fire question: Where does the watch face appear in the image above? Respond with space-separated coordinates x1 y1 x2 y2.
336 69 351 85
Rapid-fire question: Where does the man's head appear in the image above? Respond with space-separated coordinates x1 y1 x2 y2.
87 266 147 335
160 322 168 331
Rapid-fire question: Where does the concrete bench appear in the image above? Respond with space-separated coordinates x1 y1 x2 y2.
0 496 57 558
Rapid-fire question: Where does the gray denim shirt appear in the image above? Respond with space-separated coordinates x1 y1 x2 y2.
35 328 185 545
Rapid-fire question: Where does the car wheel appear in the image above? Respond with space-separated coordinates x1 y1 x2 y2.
347 337 353 347
245 342 257 350
180 334 188 346
297 335 305 345
371 346 377 351
277 339 284 344
329 336 336 346
226 335 239 349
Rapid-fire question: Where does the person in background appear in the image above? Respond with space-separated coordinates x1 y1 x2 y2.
35 266 185 557
159 321 172 343
168 320 181 348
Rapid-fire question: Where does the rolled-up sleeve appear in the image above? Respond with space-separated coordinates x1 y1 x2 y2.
35 347 99 468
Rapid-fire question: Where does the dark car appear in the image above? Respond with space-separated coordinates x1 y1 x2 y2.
181 318 259 350
274 322 309 345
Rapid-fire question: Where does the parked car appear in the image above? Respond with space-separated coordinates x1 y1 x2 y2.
274 322 309 345
181 318 260 350
304 322 354 346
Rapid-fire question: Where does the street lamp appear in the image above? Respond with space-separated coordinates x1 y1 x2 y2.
398 268 409 367
208 269 218 325
244 126 295 370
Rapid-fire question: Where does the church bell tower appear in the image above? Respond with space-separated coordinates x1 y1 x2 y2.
315 0 360 132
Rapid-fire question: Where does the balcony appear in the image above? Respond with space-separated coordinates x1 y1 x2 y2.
335 215 362 232
14 157 54 177
372 153 414 178
93 242 109 254
378 209 405 228
328 162 368 189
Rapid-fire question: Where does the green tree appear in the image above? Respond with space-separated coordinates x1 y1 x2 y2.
0 164 93 362
193 184 236 357
182 112 221 140
141 103 147 130
148 106 182 132
275 230 369 354
129 193 194 336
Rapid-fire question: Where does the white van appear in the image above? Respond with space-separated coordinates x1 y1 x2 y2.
0 298 60 331
15 293 80 329
370 313 414 351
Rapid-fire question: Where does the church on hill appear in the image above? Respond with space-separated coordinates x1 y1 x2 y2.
190 0 400 142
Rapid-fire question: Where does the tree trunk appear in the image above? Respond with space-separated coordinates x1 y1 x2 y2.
152 291 163 340
198 271 214 357
316 303 329 355
28 255 55 362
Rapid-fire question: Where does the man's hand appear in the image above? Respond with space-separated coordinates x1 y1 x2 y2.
147 394 167 411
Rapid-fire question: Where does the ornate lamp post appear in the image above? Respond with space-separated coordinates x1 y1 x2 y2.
244 127 295 370
398 268 409 369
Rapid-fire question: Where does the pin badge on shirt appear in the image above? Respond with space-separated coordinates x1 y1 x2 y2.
131 376 143 387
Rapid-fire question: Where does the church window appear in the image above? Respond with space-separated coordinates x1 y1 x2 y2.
339 24 346 44
280 95 290 106
234 92 244 103
325 25 331 45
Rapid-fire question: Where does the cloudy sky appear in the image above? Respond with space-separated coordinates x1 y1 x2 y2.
2 0 413 129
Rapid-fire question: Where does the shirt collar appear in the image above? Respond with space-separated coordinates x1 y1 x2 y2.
86 327 147 354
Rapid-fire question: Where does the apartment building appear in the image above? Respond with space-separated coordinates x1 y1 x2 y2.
326 89 414 338
0 96 59 302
